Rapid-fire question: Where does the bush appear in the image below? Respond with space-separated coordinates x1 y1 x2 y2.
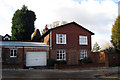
102 47 117 53
79 57 92 64
56 60 67 65
47 59 56 67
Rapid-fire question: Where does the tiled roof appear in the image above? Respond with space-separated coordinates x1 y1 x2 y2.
41 22 94 38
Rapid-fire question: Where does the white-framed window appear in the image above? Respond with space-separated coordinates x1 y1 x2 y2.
79 35 88 45
56 34 66 44
10 49 17 58
80 50 87 60
57 50 66 61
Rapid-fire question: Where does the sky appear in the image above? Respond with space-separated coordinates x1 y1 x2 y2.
0 0 119 48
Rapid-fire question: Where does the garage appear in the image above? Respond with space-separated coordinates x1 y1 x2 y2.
26 52 47 67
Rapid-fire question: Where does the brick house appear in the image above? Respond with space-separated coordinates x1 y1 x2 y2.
40 22 94 65
1 41 49 68
2 34 11 41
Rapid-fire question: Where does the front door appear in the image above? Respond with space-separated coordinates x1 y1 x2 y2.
70 51 77 65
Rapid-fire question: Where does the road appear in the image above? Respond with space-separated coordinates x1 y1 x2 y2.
1 67 120 80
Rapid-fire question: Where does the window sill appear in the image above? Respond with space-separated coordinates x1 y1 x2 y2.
57 59 66 61
56 43 66 45
79 44 88 46
10 56 17 58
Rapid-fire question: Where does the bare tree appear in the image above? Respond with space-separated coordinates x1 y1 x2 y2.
49 21 68 28
101 42 113 50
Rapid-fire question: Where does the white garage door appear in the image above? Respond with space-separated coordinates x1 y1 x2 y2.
26 52 47 67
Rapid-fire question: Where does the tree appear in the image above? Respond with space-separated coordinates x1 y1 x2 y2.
101 42 113 50
92 42 101 52
41 21 67 35
31 29 41 41
111 16 120 51
41 25 48 35
11 5 36 41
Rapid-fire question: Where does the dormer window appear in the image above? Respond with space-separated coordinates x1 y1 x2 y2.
56 34 66 44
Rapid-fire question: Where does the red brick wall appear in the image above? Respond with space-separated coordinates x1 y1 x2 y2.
44 34 50 45
105 52 120 67
2 47 49 68
49 24 93 65
50 49 80 65
90 52 105 64
51 24 92 50
90 52 120 67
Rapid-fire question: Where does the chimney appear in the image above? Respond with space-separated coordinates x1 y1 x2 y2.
44 25 48 33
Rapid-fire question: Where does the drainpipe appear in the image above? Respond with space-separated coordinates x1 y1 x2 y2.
49 46 51 59
49 31 52 59
22 46 24 68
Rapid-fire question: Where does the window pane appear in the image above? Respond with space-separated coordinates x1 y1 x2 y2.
57 51 59 54
60 38 62 43
11 53 13 56
63 50 64 53
14 50 17 57
14 50 16 53
57 54 59 59
80 50 87 59
59 34 62 37
60 56 62 59
63 54 65 59
10 50 13 56
60 50 62 53
60 54 62 57
11 50 13 53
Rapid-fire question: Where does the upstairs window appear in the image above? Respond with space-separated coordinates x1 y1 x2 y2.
79 36 88 45
57 50 66 61
80 50 87 60
10 49 17 58
56 34 66 44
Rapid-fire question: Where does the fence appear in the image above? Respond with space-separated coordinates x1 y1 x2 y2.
91 52 120 67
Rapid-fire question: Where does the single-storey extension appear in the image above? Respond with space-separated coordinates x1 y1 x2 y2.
1 41 49 68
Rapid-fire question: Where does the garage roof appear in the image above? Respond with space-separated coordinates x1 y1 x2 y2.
0 41 49 47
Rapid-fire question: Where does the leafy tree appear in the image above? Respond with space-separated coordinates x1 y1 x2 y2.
11 5 36 41
111 16 120 51
31 29 41 41
92 42 101 52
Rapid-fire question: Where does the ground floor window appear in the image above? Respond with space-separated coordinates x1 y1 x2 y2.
10 49 17 58
80 50 87 60
57 50 66 61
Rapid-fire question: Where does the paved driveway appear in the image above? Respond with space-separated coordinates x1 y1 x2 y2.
2 67 120 80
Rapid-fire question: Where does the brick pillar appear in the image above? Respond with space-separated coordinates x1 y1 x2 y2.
105 53 109 67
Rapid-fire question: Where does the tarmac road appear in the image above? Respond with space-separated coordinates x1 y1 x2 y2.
1 67 120 80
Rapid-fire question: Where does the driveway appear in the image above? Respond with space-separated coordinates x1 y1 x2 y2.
2 67 120 80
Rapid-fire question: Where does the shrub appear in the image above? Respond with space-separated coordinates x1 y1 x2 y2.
102 47 117 53
79 57 92 64
56 60 67 65
47 59 56 67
